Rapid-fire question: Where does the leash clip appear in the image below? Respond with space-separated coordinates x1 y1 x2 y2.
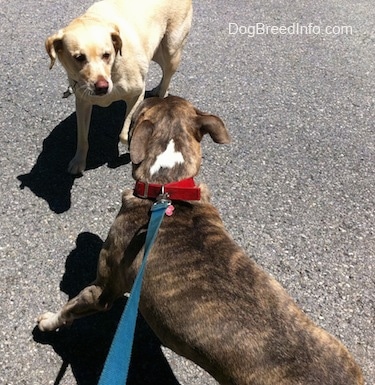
153 186 174 215
155 185 171 205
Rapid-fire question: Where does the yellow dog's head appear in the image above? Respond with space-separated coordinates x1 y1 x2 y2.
46 19 122 96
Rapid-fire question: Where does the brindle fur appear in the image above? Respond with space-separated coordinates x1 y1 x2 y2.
38 96 364 385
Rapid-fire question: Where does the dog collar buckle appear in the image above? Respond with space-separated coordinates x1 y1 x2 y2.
137 181 150 198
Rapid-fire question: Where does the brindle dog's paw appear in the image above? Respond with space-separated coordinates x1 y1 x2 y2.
37 312 60 332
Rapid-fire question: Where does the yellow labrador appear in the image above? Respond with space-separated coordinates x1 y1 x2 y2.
46 0 192 174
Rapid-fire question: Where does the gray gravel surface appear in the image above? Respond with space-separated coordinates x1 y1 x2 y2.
1 0 374 384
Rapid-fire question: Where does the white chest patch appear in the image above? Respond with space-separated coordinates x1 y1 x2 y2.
150 139 184 176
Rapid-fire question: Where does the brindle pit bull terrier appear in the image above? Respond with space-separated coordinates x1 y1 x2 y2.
38 96 364 385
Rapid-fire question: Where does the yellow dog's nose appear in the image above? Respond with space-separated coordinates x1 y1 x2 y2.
94 78 109 95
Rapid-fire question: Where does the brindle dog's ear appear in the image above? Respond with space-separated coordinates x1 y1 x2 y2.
129 120 154 164
195 109 231 144
45 31 64 69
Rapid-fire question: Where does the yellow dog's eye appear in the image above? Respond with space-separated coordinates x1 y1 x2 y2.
103 53 111 60
74 54 87 63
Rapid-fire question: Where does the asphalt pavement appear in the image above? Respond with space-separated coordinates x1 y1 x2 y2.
0 0 374 384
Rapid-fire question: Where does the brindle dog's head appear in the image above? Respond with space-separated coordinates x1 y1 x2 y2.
129 96 230 184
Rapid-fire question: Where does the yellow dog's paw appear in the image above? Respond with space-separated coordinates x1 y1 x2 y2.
119 130 129 145
68 156 86 175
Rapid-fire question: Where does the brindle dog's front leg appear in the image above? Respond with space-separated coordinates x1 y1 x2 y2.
37 238 127 332
37 283 106 331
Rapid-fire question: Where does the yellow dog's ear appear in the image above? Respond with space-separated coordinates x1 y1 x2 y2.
45 30 64 69
111 25 122 56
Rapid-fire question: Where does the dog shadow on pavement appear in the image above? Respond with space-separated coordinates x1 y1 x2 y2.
33 232 181 385
17 101 130 214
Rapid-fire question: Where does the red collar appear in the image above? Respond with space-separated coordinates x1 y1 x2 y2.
134 177 201 201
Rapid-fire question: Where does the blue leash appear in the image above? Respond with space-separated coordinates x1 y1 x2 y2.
98 198 170 385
